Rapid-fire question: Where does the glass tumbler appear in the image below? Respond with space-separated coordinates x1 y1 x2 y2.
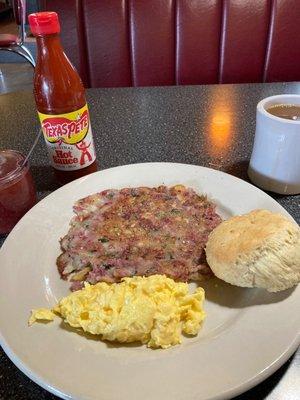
0 150 37 234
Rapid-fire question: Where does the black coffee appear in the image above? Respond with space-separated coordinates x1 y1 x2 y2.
266 104 300 120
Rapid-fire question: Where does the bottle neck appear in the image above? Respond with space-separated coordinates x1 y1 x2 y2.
33 31 86 114
36 33 63 57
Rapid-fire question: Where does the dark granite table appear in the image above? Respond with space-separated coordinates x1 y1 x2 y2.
0 83 299 399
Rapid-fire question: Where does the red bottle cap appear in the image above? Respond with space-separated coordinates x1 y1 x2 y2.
28 12 60 36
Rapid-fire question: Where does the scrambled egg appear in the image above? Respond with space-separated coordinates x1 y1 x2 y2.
28 308 55 325
29 275 206 349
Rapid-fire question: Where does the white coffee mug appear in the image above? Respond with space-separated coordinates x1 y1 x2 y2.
248 94 300 195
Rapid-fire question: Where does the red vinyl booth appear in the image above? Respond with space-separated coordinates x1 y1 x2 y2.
42 0 300 88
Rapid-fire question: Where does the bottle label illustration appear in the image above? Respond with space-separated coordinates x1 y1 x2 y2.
38 104 96 171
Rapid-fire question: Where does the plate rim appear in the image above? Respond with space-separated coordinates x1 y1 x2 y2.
0 329 299 400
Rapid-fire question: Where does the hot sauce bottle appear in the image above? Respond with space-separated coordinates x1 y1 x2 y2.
28 12 97 184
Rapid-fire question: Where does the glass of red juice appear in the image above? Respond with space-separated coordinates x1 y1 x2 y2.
0 150 37 234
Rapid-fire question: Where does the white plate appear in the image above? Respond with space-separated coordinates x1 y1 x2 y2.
0 162 299 400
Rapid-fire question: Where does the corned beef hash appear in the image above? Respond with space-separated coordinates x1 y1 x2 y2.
57 185 221 290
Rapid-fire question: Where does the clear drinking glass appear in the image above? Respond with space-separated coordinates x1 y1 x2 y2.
0 150 37 234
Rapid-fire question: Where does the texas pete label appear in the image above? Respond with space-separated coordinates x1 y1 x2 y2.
38 104 96 171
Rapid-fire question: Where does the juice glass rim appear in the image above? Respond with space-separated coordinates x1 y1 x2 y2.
0 150 29 188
